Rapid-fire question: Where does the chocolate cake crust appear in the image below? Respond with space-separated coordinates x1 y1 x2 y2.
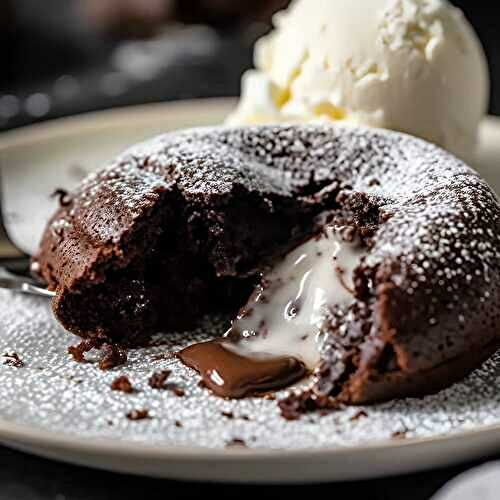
35 124 500 404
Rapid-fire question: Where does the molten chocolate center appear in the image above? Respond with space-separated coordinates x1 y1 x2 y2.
179 226 365 398
179 340 307 398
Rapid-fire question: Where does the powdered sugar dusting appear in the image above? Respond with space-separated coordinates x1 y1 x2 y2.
2 291 500 450
41 124 500 397
48 123 497 252
10 123 500 445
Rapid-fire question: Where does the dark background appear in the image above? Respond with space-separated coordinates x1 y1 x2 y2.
0 1 498 132
0 2 499 499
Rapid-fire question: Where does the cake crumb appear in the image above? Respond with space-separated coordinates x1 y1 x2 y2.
68 339 99 363
68 340 127 370
51 188 72 207
99 344 127 371
67 345 85 363
226 438 247 448
126 409 150 421
350 410 368 422
3 352 24 368
148 370 172 389
392 429 408 439
111 375 134 394
278 390 341 420
222 411 234 419
175 420 183 428
165 383 185 397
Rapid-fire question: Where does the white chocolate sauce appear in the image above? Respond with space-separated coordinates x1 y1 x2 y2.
225 227 367 369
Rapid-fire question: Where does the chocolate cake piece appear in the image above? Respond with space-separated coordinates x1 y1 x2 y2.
35 125 500 405
35 127 331 344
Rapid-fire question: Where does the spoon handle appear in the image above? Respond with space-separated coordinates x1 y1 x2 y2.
0 267 55 298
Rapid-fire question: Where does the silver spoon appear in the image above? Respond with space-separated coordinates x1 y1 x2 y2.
0 267 55 298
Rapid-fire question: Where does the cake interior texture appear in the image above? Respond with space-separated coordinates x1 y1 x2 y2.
42 174 324 345
34 125 500 406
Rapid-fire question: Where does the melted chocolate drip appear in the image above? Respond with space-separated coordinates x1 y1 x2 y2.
178 340 307 398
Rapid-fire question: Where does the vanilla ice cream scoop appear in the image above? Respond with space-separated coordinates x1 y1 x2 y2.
227 0 489 161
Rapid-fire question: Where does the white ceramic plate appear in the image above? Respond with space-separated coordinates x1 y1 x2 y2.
1 99 500 484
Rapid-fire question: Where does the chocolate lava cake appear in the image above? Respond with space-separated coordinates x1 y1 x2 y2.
34 125 500 405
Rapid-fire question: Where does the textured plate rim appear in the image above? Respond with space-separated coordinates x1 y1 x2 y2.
0 98 236 153
2 411 500 460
